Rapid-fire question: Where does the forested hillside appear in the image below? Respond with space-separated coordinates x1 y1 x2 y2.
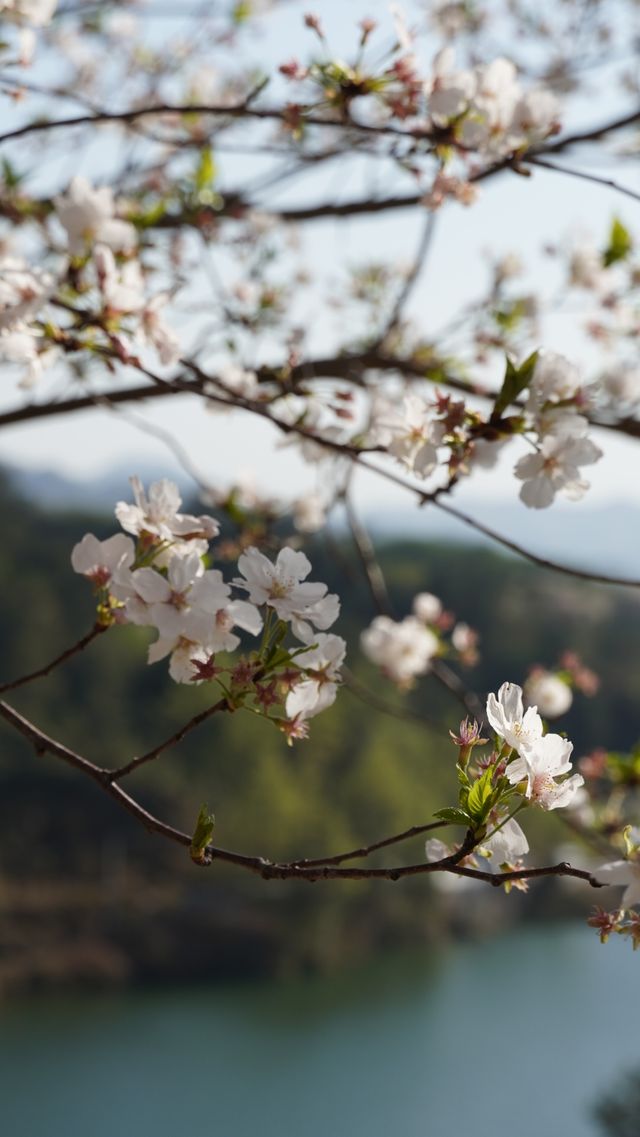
1 473 638 994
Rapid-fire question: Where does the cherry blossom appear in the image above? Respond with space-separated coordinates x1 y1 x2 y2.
483 816 529 862
0 256 54 333
55 177 137 256
485 682 543 755
361 614 439 685
514 420 602 509
596 859 640 908
374 394 444 479
71 533 135 587
524 670 573 718
506 733 584 810
234 547 339 640
285 633 347 721
412 592 442 624
115 478 220 545
0 0 57 26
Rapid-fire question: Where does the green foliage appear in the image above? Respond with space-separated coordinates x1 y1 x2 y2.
190 804 215 865
491 351 538 419
603 216 632 267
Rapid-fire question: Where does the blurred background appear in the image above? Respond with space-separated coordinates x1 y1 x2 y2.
1 0 640 1134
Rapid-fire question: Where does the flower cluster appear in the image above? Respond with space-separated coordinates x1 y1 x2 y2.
426 50 560 158
360 591 477 686
514 352 602 509
0 253 57 387
486 681 584 810
71 478 345 739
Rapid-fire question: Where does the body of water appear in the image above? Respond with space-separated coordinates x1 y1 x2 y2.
1 923 636 1137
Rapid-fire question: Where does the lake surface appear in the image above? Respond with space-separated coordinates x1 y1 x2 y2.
1 923 637 1137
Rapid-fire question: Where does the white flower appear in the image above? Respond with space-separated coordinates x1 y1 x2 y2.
234 546 339 639
425 837 450 862
600 365 640 407
71 533 134 587
140 294 180 366
596 860 640 908
95 245 144 313
143 598 262 684
569 245 609 291
0 0 57 26
115 477 219 544
528 351 582 409
0 256 53 332
485 681 543 754
509 88 560 146
205 600 263 653
483 817 529 862
113 551 229 641
0 327 56 388
427 48 476 125
292 492 328 534
514 425 602 509
376 394 444 478
412 592 442 624
524 671 572 718
285 633 346 721
55 177 137 255
507 733 584 810
451 622 474 653
361 614 439 685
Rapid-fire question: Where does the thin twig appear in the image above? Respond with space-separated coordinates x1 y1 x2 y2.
289 820 449 868
342 666 443 733
526 156 640 204
0 623 107 694
0 699 605 887
344 492 394 617
375 212 438 347
433 499 640 588
108 696 231 781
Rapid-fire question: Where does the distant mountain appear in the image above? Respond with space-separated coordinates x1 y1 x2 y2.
370 500 640 577
6 461 639 577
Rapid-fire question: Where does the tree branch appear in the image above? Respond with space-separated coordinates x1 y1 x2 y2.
0 623 107 694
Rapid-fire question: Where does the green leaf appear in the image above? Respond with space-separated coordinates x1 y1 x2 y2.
603 216 632 267
1 158 23 189
190 804 215 865
434 807 472 827
466 767 495 822
491 351 538 420
195 147 216 193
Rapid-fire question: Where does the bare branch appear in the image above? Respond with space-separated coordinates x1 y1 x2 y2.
0 623 107 694
433 500 640 589
526 156 640 205
108 695 232 782
0 700 604 887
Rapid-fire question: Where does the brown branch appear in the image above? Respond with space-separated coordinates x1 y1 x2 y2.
526 156 640 205
429 659 485 721
342 666 443 733
0 623 107 694
289 820 448 868
433 500 640 589
3 346 640 445
0 698 605 887
344 492 394 617
108 695 232 781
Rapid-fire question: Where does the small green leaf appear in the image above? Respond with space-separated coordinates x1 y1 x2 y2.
190 804 215 866
603 216 632 267
434 807 472 827
195 147 216 193
466 767 495 822
492 351 538 420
